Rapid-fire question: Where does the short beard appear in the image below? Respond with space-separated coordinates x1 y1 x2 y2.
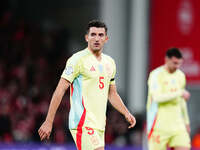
92 47 101 51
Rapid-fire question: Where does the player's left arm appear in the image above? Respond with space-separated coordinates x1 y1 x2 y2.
108 84 136 128
181 73 190 133
180 98 190 133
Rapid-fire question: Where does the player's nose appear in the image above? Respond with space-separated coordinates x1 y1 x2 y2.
95 36 100 41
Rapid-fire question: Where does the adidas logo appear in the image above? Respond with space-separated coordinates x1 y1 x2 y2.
90 66 96 71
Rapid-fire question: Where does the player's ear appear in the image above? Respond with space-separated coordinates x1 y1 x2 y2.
105 36 109 43
165 56 169 63
85 34 88 42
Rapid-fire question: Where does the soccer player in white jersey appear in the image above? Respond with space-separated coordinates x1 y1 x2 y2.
147 48 191 150
38 20 136 150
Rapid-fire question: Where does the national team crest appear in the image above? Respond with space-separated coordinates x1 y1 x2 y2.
105 64 113 77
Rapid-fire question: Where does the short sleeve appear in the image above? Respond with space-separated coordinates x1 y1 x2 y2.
110 59 116 85
61 55 80 83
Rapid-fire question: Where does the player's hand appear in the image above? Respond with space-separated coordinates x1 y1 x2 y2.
182 90 190 101
38 120 53 141
125 112 136 129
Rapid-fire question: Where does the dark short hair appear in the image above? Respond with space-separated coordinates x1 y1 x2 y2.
86 20 107 34
166 47 182 59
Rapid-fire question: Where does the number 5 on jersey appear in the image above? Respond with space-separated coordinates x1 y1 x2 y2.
99 76 104 89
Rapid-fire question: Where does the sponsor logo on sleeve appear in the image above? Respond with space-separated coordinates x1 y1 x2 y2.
65 66 73 75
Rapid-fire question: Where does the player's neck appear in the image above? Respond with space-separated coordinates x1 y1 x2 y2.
88 48 102 61
164 65 176 74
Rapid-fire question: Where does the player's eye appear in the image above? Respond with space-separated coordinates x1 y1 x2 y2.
99 33 104 37
91 33 96 36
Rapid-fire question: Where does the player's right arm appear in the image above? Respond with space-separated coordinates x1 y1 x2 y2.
38 52 81 141
148 71 186 103
38 78 70 141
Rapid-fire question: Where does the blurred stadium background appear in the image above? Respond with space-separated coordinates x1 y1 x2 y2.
0 0 200 149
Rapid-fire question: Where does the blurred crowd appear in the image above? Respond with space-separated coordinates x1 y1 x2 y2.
0 5 144 146
0 8 72 143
